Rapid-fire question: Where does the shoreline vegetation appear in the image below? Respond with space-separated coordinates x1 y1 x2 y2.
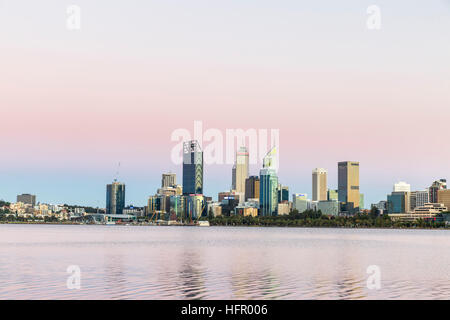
204 209 450 229
1 209 450 230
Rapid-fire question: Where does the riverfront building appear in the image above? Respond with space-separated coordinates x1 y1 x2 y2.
16 194 36 207
338 161 360 213
387 191 410 214
233 146 249 195
106 180 125 215
312 168 328 201
182 140 203 195
438 190 450 211
161 173 177 188
245 176 260 201
259 147 278 216
292 193 310 212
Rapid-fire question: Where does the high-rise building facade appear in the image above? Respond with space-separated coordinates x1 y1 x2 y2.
260 169 278 216
387 191 410 214
292 193 310 212
429 179 447 203
106 180 126 215
360 193 365 210
312 168 328 201
182 140 203 195
16 194 36 207
277 185 289 203
318 200 340 216
231 165 236 190
410 190 429 211
394 181 411 192
338 161 360 212
259 147 278 216
327 189 338 201
161 173 176 188
233 147 249 194
438 190 450 211
245 176 260 201
185 195 205 220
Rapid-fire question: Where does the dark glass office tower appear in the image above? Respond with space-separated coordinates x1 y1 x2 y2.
106 180 126 214
182 140 203 195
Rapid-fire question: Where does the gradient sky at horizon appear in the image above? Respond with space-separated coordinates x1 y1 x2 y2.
0 0 449 207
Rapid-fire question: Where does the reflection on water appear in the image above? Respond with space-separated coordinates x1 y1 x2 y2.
0 224 449 299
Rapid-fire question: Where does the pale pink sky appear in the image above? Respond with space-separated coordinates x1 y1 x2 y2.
0 1 449 206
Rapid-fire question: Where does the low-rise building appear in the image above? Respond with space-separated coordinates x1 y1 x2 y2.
235 206 258 217
318 200 340 216
389 203 448 221
277 202 290 216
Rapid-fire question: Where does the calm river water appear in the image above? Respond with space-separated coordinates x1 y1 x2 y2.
0 224 449 299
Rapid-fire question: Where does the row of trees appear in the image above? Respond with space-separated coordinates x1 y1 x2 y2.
0 215 60 223
207 209 449 229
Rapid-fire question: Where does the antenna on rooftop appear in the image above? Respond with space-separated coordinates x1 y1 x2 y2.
114 162 121 182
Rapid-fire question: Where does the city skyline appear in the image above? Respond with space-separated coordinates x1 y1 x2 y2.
4 141 449 216
1 147 448 209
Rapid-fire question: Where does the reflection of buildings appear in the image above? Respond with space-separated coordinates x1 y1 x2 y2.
103 254 127 299
178 251 206 299
230 252 281 299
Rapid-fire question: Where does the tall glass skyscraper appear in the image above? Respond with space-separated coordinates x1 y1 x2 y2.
260 147 278 216
106 180 125 215
182 140 203 195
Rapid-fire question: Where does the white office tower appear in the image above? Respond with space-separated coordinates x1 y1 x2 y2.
312 168 328 201
233 147 249 195
394 181 411 192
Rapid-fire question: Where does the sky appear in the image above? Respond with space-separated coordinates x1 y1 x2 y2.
0 0 449 207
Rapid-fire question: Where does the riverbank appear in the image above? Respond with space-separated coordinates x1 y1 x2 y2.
0 220 449 230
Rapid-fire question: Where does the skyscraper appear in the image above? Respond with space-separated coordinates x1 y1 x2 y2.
394 181 411 192
292 193 310 212
312 168 328 201
410 190 429 211
182 140 203 195
106 180 125 215
260 147 278 216
231 165 236 190
387 191 410 214
277 185 289 203
233 146 249 194
161 173 176 188
245 176 260 200
429 179 447 203
16 194 36 207
327 189 338 201
338 161 360 212
438 190 450 211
